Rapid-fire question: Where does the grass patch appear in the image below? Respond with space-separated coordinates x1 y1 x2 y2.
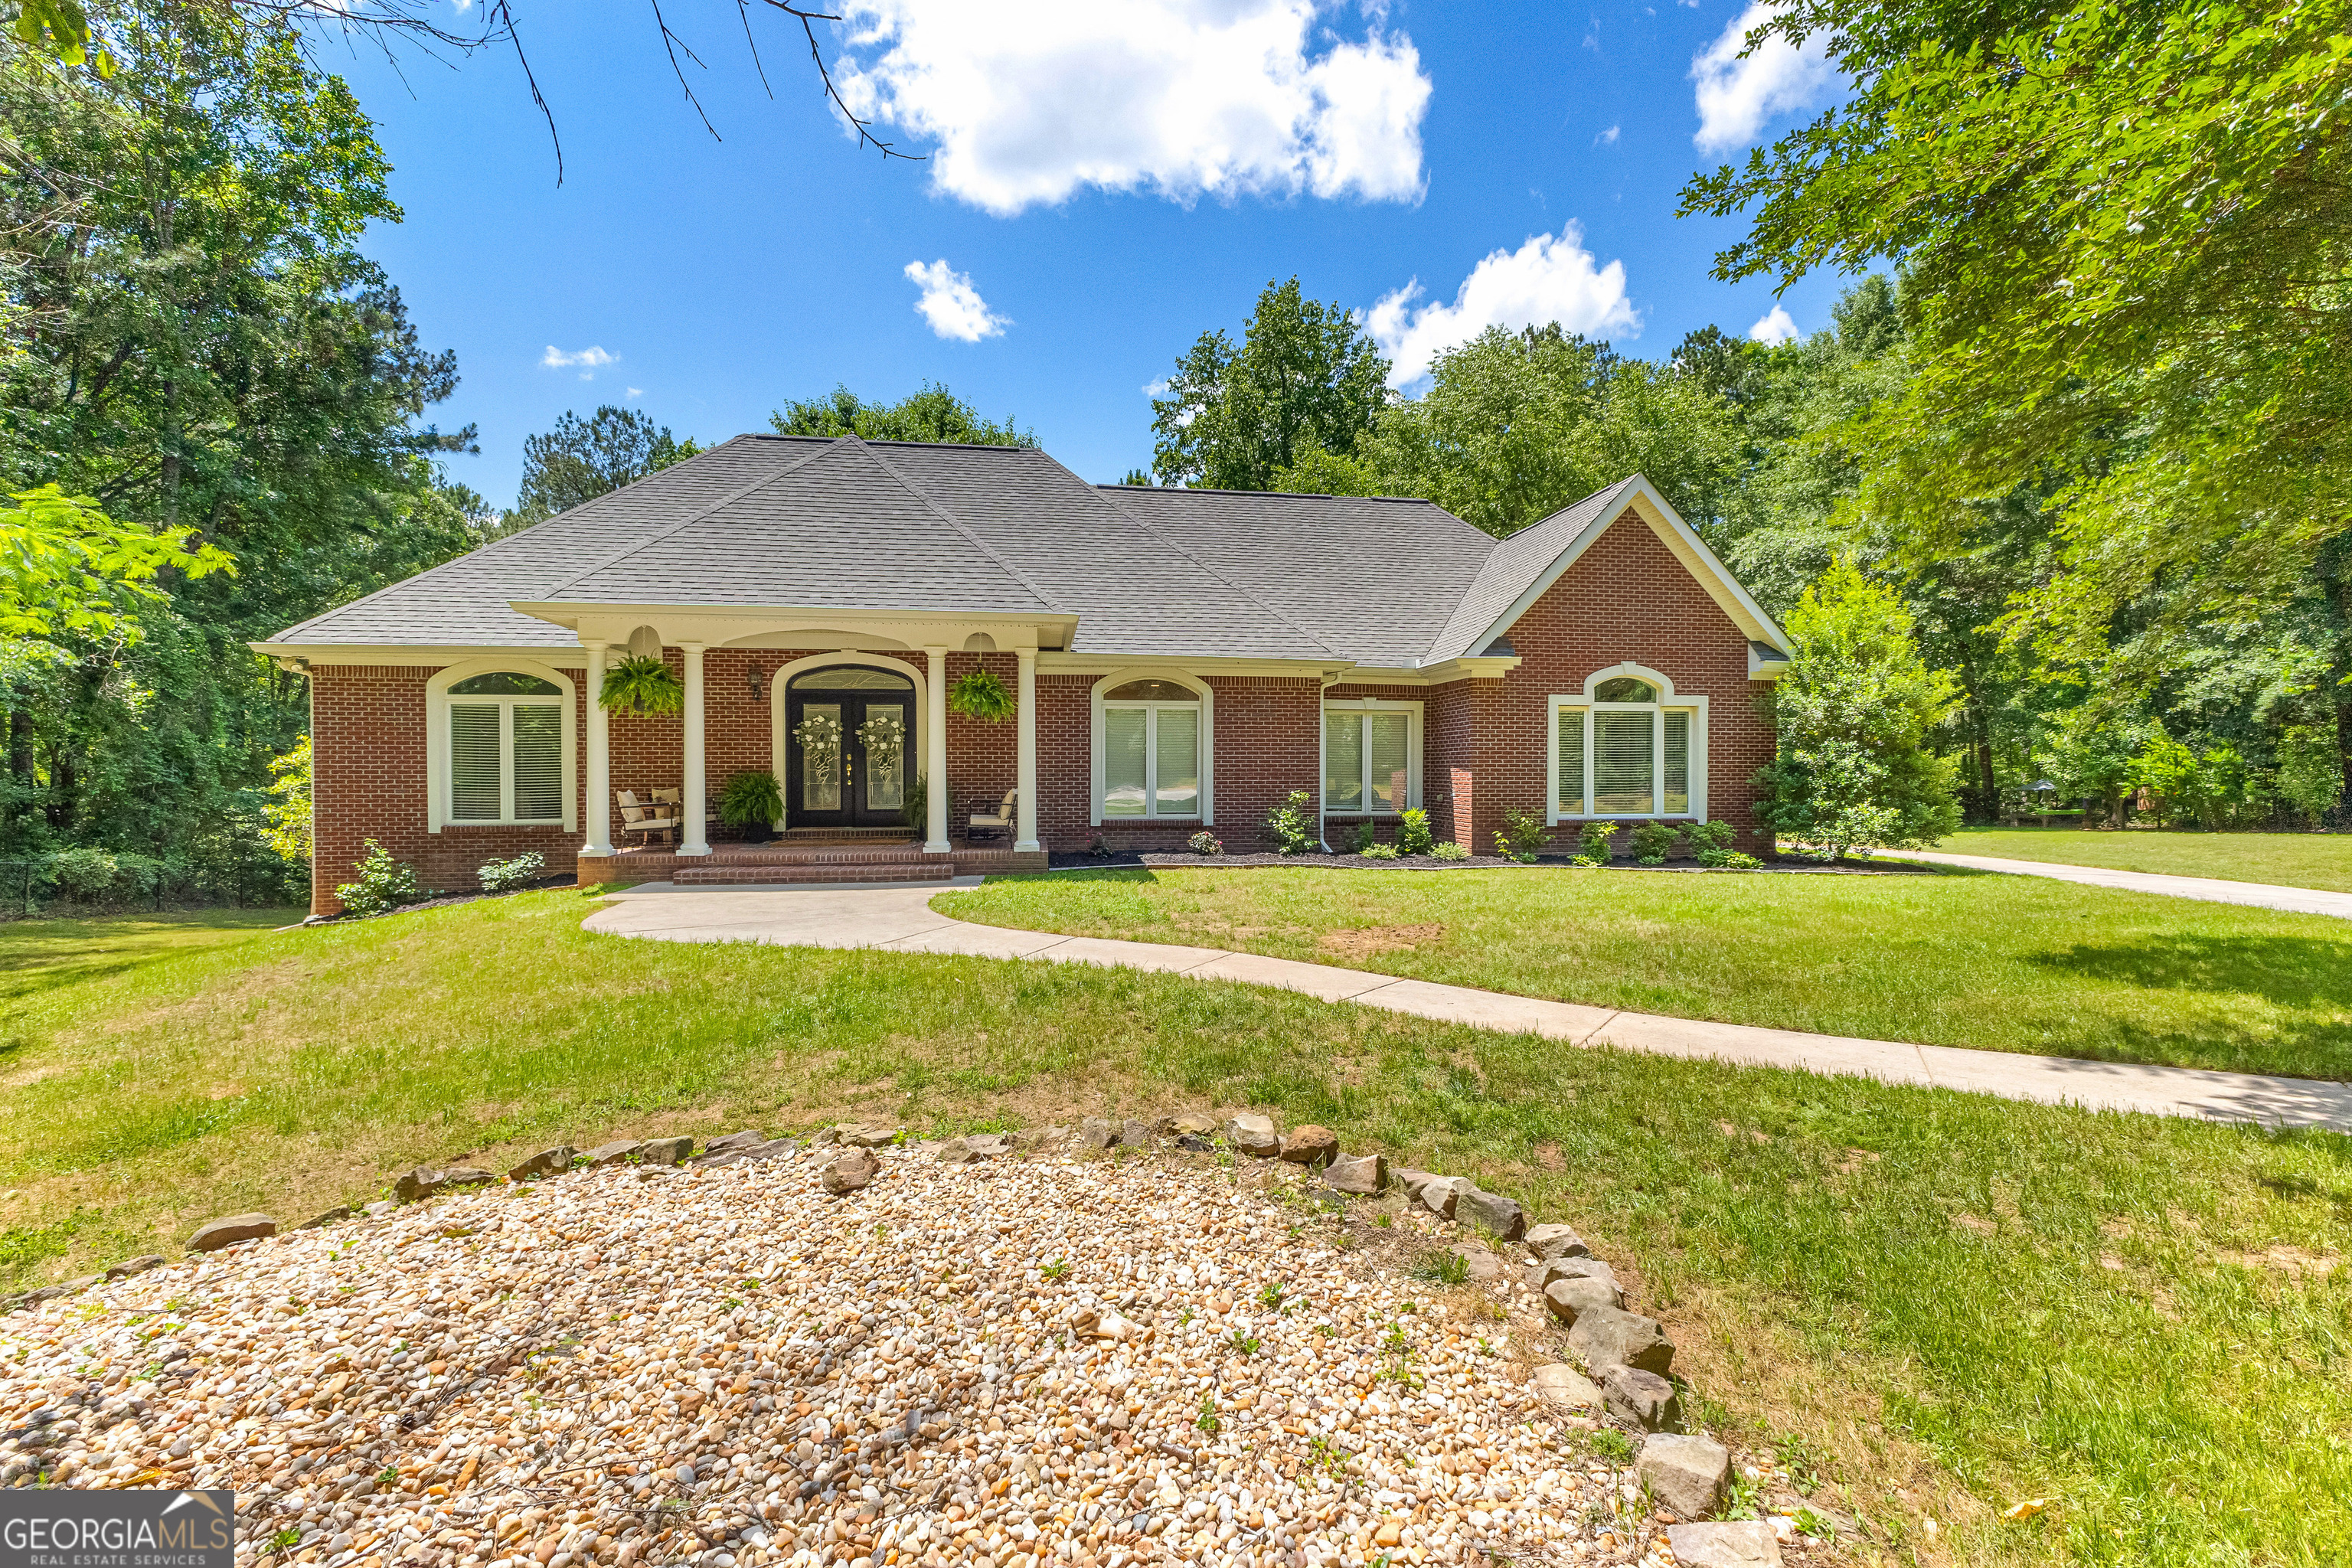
933 867 2352 1080
1920 825 2352 892
0 909 288 1005
1 896 2348 1566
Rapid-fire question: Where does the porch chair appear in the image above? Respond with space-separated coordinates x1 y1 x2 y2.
614 789 679 848
650 787 718 837
967 788 1017 843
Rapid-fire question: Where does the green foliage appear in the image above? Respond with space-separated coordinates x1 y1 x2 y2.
510 406 700 526
0 485 234 639
1263 789 1316 855
599 656 683 717
717 771 782 829
1687 821 1764 871
1757 560 1963 859
332 839 426 918
1186 831 1223 857
1152 277 1390 491
2276 726 2346 827
902 769 928 833
1629 822 1681 865
947 668 1013 723
1429 840 1468 862
1494 807 1547 863
1353 820 1375 853
1361 842 1399 861
1577 821 1619 862
1409 1250 1471 1285
262 737 312 863
476 853 545 895
1269 442 1383 498
2131 733 2270 831
770 383 1034 447
1396 808 1435 855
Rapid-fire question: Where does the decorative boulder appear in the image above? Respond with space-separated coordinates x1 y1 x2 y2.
582 1139 645 1167
1542 1256 1621 1292
506 1145 577 1181
1418 1176 1467 1220
1227 1113 1281 1158
1453 1186 1527 1242
104 1255 166 1280
1279 1125 1339 1165
393 1167 493 1202
1321 1152 1389 1194
1636 1434 1730 1520
1601 1364 1682 1432
1530 1363 1601 1413
638 1137 694 1166
1543 1274 1620 1326
1566 1305 1674 1376
1396 1168 1442 1201
188 1213 278 1253
1118 1119 1154 1150
1080 1117 1118 1150
702 1130 766 1155
1665 1523 1781 1568
821 1149 880 1195
1524 1223 1590 1260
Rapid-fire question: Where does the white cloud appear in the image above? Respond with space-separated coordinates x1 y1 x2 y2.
1594 124 1619 147
542 345 616 370
835 0 1431 215
903 259 1010 341
1141 377 1171 397
1367 224 1638 389
1690 1 1834 155
1747 305 1799 345
626 387 644 398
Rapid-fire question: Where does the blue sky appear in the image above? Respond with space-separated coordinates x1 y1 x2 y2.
334 0 1847 506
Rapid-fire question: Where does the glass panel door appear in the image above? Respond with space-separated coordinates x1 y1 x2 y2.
860 702 906 813
797 702 844 812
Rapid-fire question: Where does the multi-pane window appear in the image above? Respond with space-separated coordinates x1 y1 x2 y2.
1555 677 1697 818
1102 679 1200 818
1325 709 1414 814
447 671 565 824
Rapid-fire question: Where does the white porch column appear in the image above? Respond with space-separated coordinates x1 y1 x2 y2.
923 645 951 853
1014 649 1040 853
582 639 612 857
679 642 710 856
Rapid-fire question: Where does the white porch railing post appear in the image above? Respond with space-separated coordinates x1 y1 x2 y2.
1014 649 1040 853
679 642 710 856
583 639 613 857
924 646 950 853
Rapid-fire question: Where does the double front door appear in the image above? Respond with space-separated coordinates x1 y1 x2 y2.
784 668 916 829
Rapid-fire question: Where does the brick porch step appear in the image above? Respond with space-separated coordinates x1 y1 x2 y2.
672 861 955 885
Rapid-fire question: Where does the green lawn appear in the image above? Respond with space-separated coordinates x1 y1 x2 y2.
1919 825 2352 893
932 866 2352 1080
2 897 2349 1566
0 908 291 1006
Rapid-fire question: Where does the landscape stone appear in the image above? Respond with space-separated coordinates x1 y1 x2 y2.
1227 1113 1280 1158
188 1213 278 1252
1080 1117 1117 1150
18 1278 95 1307
1543 1274 1620 1325
1530 1363 1600 1413
1450 1243 1505 1282
1174 1133 1215 1153
1321 1152 1388 1194
808 1127 842 1146
1163 1112 1219 1136
1566 1305 1674 1376
1600 1364 1682 1432
1543 1256 1621 1292
582 1139 644 1167
843 1125 900 1148
1118 1119 1153 1150
1015 1125 1070 1149
363 1200 398 1217
701 1130 763 1154
294 1207 350 1231
1279 1125 1339 1165
1396 1168 1440 1200
1525 1222 1591 1260
506 1145 576 1181
1418 1175 1467 1219
637 1137 693 1166
1454 1185 1527 1241
821 1149 879 1196
1636 1434 1730 1519
104 1255 166 1280
1665 1521 1779 1567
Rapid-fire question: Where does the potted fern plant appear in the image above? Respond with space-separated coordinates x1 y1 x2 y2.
601 655 684 717
719 769 782 842
947 668 1014 722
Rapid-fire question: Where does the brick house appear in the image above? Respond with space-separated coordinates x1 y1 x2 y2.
256 435 1790 915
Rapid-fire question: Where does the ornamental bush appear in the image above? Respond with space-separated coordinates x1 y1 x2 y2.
335 839 430 917
1577 821 1619 861
1263 790 1316 855
1629 822 1681 864
1361 842 1399 860
1396 808 1436 855
477 851 546 894
1429 841 1469 861
1493 806 1547 863
1187 831 1224 856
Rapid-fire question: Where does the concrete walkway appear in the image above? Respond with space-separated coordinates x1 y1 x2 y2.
1883 848 2352 920
583 881 2352 1135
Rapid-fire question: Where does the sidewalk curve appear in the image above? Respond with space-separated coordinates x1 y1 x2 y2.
1884 848 2352 920
583 881 2352 1135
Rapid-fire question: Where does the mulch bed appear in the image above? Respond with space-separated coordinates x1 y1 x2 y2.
1044 851 1942 875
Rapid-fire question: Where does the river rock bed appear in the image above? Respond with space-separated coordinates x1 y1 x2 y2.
0 1138 1816 1568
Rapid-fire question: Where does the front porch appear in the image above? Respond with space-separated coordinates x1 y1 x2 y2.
577 831 1047 887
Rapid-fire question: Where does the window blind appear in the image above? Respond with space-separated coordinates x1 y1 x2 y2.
1557 707 1586 814
449 704 501 821
1103 708 1147 816
511 706 564 821
1366 714 1410 812
1324 713 1364 812
1154 709 1199 815
1593 710 1654 814
1664 710 1690 815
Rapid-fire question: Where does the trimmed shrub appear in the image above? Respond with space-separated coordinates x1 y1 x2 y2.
335 840 429 917
1264 790 1316 855
1577 821 1620 861
1361 842 1400 860
1630 822 1681 864
1429 841 1469 861
1396 808 1436 855
1187 831 1224 856
1494 807 1547 863
478 852 547 894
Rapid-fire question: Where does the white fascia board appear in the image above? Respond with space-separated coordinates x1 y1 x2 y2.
249 642 587 668
1040 653 1351 678
508 600 1079 650
1455 475 1792 659
1334 657 1521 688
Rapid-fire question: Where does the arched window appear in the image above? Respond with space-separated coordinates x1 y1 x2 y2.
427 662 576 831
1096 675 1207 820
1550 668 1704 822
788 666 914 691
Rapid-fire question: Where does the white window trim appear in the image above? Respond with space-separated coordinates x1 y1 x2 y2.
1319 697 1423 817
1547 665 1707 824
426 657 578 832
1089 668 1214 825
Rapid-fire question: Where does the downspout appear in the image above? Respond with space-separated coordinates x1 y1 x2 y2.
1316 670 1342 851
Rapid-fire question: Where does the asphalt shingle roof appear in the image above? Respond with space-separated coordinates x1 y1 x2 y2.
263 437 1697 668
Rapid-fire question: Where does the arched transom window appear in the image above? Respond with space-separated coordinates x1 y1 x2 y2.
1551 671 1705 821
1102 678 1200 818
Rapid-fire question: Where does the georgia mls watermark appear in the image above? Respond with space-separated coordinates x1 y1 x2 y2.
0 1490 234 1568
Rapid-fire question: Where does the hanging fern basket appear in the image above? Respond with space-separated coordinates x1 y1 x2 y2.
600 655 684 717
948 668 1014 723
